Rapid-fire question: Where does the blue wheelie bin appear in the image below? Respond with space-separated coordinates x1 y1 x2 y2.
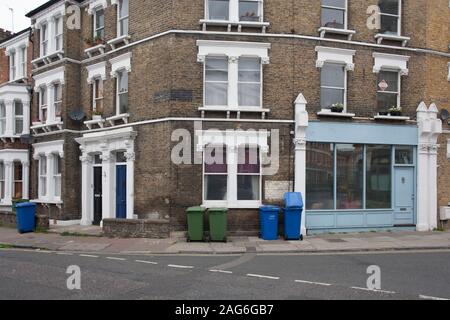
259 206 280 240
16 202 37 234
283 192 304 241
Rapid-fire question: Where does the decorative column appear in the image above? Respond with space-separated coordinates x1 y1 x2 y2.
228 56 239 108
46 152 55 201
21 160 29 200
293 93 309 236
4 161 13 205
46 83 54 123
80 153 93 225
101 150 115 220
416 102 442 231
4 100 14 137
22 101 30 135
125 151 135 220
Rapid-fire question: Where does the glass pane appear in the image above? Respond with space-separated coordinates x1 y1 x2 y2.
15 101 23 115
118 71 128 92
336 144 363 210
40 177 47 196
206 83 228 106
377 92 398 110
54 84 62 101
119 93 128 113
237 175 260 200
321 8 345 28
321 88 344 109
366 145 392 209
94 154 102 165
116 151 127 163
380 15 398 35
15 119 23 135
306 142 334 210
239 57 260 82
322 63 345 87
395 146 414 164
208 0 229 20
205 146 227 173
14 182 22 199
378 71 398 92
120 17 129 36
0 164 3 180
323 0 346 8
96 10 104 29
0 104 5 117
205 175 227 200
239 1 260 22
41 89 47 105
238 146 260 173
40 157 47 175
238 83 260 107
119 0 129 18
206 57 228 81
55 177 61 198
54 156 61 174
95 79 104 98
379 0 399 15
14 162 22 181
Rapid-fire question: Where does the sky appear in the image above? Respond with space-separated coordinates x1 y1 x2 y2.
0 0 48 33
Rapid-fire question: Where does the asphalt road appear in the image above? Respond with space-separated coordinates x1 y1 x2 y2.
0 249 449 300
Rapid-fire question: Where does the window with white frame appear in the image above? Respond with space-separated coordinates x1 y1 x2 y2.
320 63 346 110
379 0 401 35
54 16 63 51
41 23 48 56
118 0 129 37
20 47 27 78
116 70 128 114
207 0 230 20
9 51 16 80
205 57 228 106
0 162 4 200
39 155 47 198
13 161 22 200
93 78 104 114
321 0 346 29
238 57 261 107
204 145 228 201
39 87 48 122
54 155 61 199
377 70 400 111
0 103 5 135
53 83 62 119
237 145 260 201
206 0 263 22
93 7 105 40
14 101 24 135
239 0 262 22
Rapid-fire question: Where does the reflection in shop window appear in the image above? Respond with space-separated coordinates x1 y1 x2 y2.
336 144 363 210
366 145 391 209
395 146 413 164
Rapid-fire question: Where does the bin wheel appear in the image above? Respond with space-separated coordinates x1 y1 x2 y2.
223 237 228 243
187 236 191 243
300 235 304 241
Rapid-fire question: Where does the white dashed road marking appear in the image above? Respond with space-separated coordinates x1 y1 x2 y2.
79 254 99 258
209 269 233 274
419 294 449 300
56 252 73 256
135 260 158 265
295 280 331 287
168 264 195 269
247 274 280 280
351 287 396 294
106 257 126 261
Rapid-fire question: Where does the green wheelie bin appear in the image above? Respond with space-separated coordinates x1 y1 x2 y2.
186 207 206 242
208 208 228 242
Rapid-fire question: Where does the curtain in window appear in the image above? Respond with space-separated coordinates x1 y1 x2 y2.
204 146 227 201
321 0 346 29
205 57 228 106
208 0 229 20
238 57 261 107
13 162 23 200
237 146 260 201
320 63 345 109
14 101 24 135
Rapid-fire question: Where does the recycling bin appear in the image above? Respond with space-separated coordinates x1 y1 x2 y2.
208 208 228 242
12 199 29 213
259 206 280 240
16 202 37 234
186 206 206 242
283 192 304 241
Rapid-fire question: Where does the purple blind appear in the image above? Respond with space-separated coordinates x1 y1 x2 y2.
238 146 260 174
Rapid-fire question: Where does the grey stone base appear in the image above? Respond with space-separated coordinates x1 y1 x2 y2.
103 218 170 238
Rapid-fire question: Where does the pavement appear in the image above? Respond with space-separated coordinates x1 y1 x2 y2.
0 226 450 255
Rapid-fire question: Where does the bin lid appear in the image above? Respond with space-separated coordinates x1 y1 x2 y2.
260 205 280 212
208 208 228 213
186 206 206 213
16 202 36 208
284 192 303 209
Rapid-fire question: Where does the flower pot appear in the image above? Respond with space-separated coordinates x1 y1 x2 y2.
378 111 389 116
390 112 402 117
92 115 102 121
331 107 343 113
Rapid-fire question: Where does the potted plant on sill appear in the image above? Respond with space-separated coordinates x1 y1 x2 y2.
330 103 344 113
91 110 103 121
94 36 104 46
388 106 402 117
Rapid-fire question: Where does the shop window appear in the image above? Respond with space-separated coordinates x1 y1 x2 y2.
366 145 392 209
336 144 364 210
395 146 413 164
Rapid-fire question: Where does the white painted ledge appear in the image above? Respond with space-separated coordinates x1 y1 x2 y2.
318 27 356 40
375 33 410 47
84 118 106 130
31 50 64 67
317 110 355 118
374 115 410 121
200 19 270 32
30 121 63 134
106 113 130 126
84 44 106 58
440 207 450 220
199 106 270 119
107 35 131 50
31 199 63 205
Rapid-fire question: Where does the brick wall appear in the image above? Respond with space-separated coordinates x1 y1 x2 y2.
0 211 49 230
103 218 170 238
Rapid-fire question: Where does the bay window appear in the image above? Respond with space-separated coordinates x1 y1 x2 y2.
39 87 48 122
118 0 129 37
41 23 48 56
14 101 24 135
9 51 16 80
13 162 23 199
377 70 400 111
320 63 346 110
39 156 47 198
93 7 105 40
20 47 27 78
238 57 261 107
379 0 401 35
54 16 63 51
205 57 228 106
0 103 5 135
93 78 104 113
321 0 346 29
53 83 62 120
116 70 129 114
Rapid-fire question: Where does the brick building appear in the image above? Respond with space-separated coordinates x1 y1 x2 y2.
0 28 33 211
18 0 450 236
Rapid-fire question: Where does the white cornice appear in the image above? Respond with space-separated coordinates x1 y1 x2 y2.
373 52 410 75
315 46 356 71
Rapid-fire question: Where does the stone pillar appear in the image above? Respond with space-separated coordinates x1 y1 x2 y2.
125 151 135 220
22 101 30 135
293 93 309 236
101 151 115 220
228 56 239 108
416 102 442 231
21 161 29 200
46 83 54 123
4 161 13 205
80 154 93 225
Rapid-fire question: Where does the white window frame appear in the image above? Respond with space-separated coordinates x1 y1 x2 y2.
379 0 402 36
40 23 48 57
116 69 128 115
377 70 401 108
53 83 62 120
321 0 348 29
93 7 105 39
117 0 129 37
13 100 24 136
205 0 264 23
92 77 104 113
19 46 27 78
53 154 62 200
39 87 48 123
54 15 63 52
320 62 347 111
38 155 47 199
13 161 23 200
204 56 229 107
9 50 16 81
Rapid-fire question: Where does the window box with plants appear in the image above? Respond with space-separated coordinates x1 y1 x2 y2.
375 106 410 121
330 103 344 113
91 110 103 121
84 37 106 57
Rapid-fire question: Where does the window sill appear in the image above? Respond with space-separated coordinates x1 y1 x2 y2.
106 113 130 126
84 44 106 58
0 135 23 143
200 19 270 32
32 50 64 68
317 110 355 118
31 120 63 134
84 117 106 130
107 35 131 50
375 33 410 47
374 114 410 121
31 199 63 208
318 27 356 40
199 106 270 119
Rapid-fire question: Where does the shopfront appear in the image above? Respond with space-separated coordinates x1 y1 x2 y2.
304 121 418 233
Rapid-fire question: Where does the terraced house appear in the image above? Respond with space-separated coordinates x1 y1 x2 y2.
18 0 450 237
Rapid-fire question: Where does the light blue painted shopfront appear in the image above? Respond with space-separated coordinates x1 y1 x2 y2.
305 121 418 234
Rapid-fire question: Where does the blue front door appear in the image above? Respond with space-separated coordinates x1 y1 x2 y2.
116 165 127 219
393 167 415 225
